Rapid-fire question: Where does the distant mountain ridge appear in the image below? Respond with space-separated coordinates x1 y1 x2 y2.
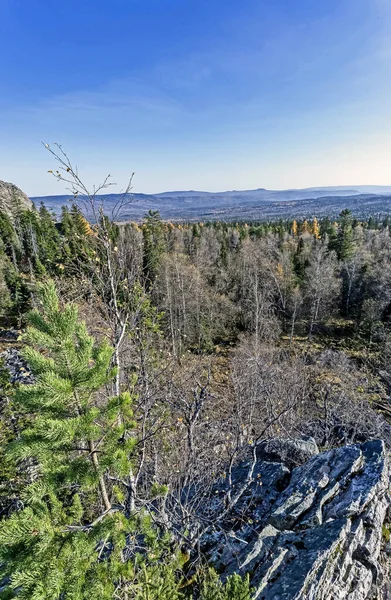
152 185 391 198
30 185 391 222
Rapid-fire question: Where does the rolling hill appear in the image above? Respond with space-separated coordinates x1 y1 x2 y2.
31 185 391 221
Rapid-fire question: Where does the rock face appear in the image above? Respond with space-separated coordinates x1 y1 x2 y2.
203 439 391 599
0 180 33 215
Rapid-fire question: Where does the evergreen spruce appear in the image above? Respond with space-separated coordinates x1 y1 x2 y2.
333 209 355 260
142 210 165 288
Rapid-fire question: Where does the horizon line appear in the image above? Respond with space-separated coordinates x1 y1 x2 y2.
29 183 391 199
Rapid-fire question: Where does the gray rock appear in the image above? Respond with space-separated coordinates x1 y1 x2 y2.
0 347 34 384
256 437 319 470
202 440 390 600
0 180 33 216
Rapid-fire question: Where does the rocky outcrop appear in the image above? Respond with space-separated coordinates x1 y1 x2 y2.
0 180 33 215
203 439 391 599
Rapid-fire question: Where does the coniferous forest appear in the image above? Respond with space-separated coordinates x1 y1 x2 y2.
2 161 391 598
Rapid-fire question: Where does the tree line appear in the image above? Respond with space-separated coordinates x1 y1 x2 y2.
2 202 391 347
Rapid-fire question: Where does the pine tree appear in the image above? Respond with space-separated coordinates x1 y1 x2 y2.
58 205 96 269
37 203 62 270
333 209 355 260
0 211 19 262
142 210 165 288
0 281 165 599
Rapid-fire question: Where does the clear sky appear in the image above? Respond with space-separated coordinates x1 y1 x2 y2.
1 0 391 196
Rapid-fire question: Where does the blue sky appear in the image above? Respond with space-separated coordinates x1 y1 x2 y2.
1 0 391 195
